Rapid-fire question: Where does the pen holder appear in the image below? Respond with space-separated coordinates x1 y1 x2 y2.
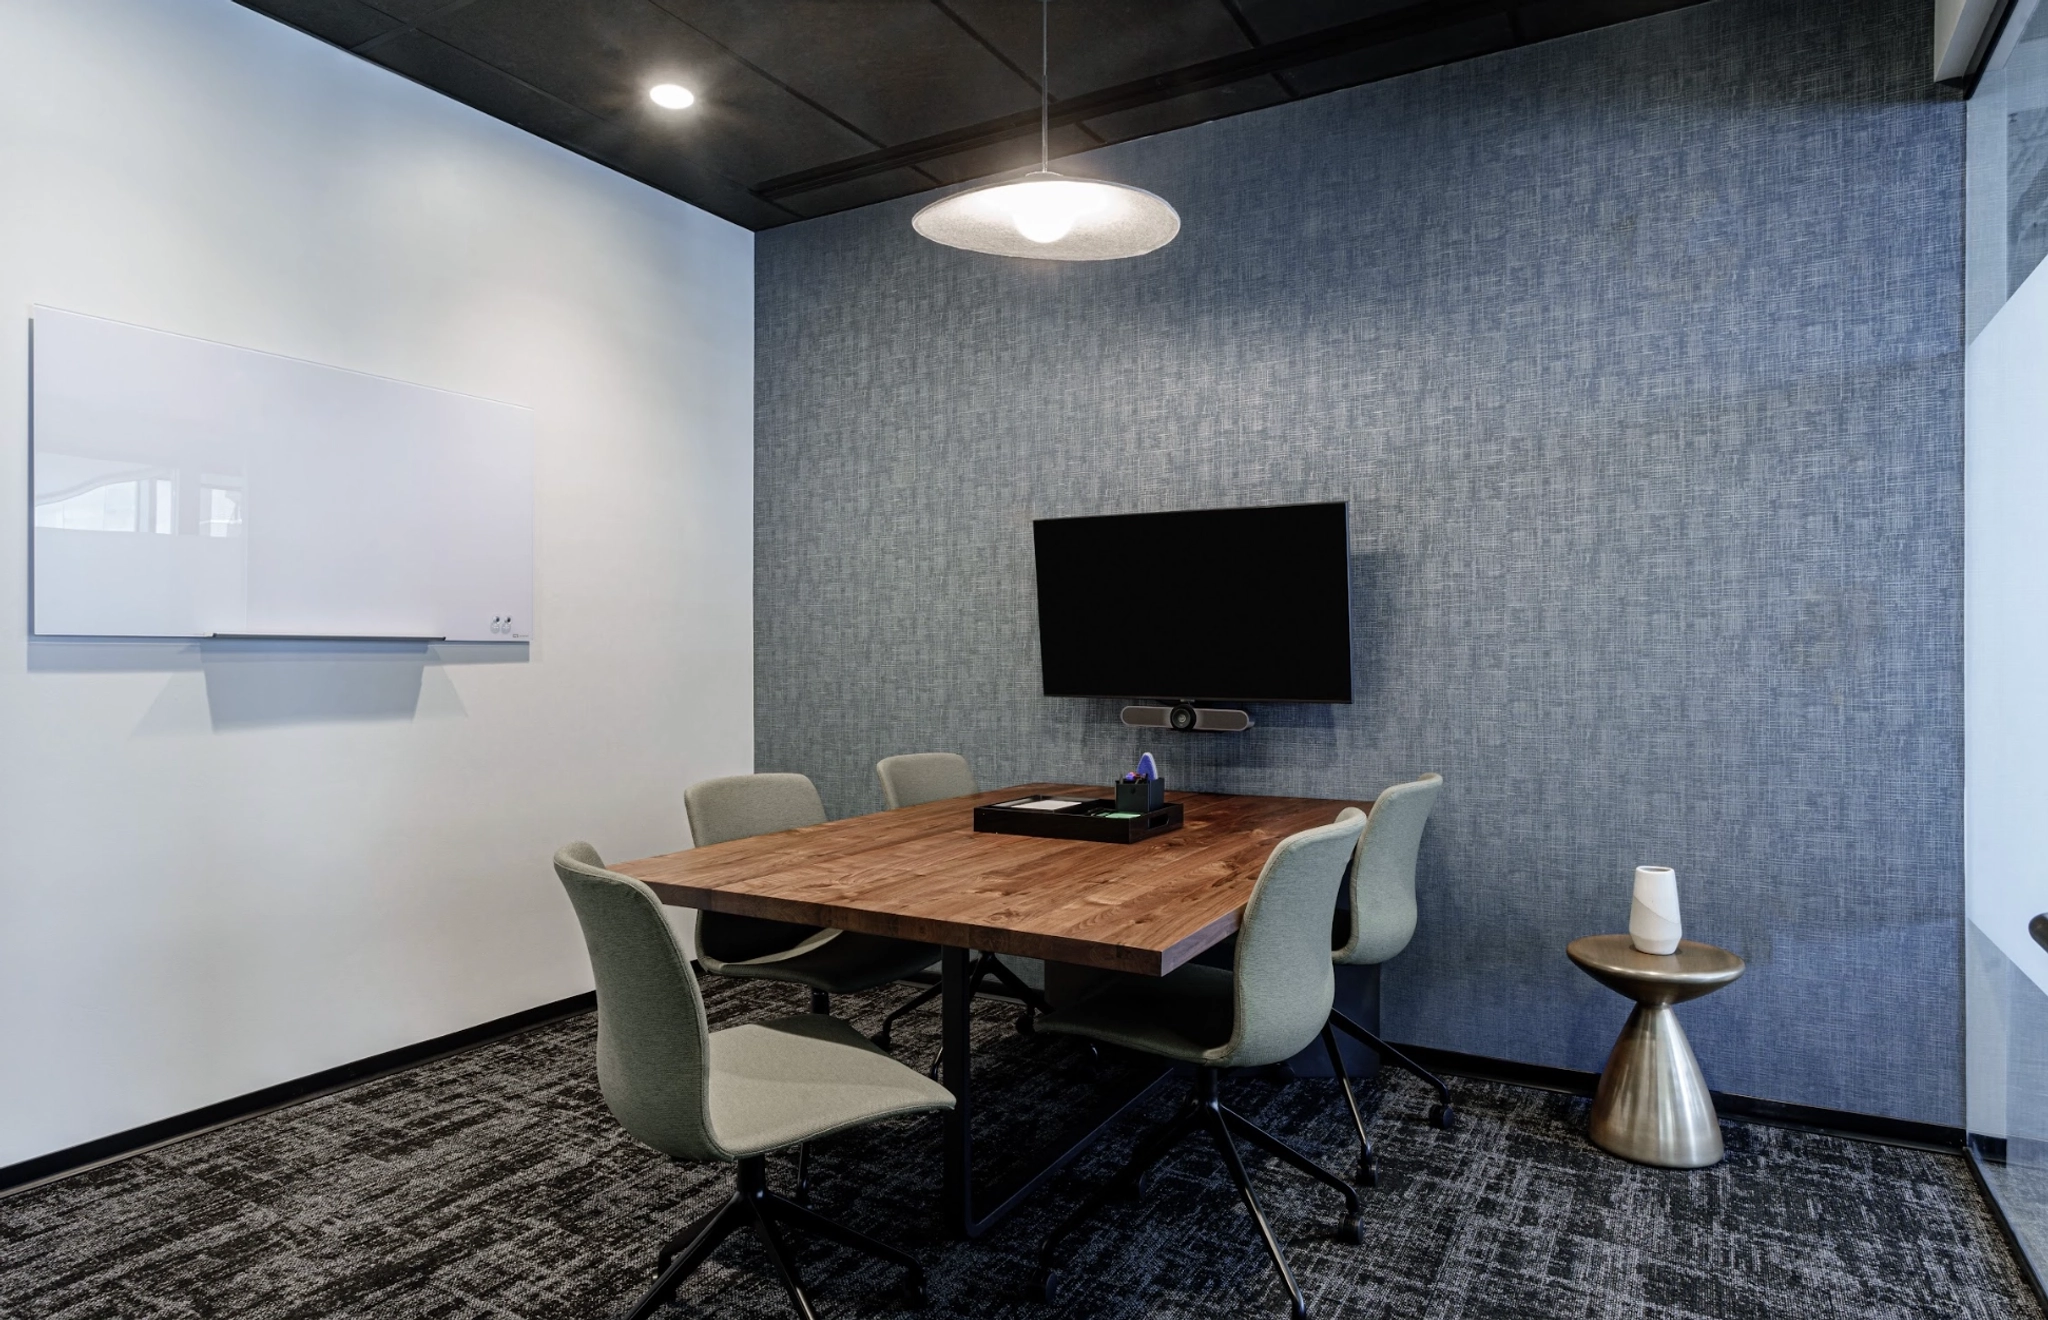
1115 776 1164 813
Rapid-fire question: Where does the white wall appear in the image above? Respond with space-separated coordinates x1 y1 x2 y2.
0 0 753 1167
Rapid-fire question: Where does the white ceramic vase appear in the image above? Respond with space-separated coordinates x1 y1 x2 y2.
1629 865 1682 955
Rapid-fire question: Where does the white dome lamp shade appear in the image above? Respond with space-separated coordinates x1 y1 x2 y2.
917 172 1187 259
912 174 1178 261
912 2 1179 261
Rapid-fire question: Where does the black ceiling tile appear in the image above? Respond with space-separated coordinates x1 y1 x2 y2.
417 0 880 182
916 123 1100 185
370 29 605 143
568 87 866 196
1512 0 1706 43
561 116 796 226
236 0 408 49
942 0 1252 97
364 0 484 22
772 167 939 219
646 0 1040 143
245 0 1721 230
1229 0 1419 44
1281 13 1519 97
1078 74 1292 145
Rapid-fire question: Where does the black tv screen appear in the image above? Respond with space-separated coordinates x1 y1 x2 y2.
1033 502 1353 703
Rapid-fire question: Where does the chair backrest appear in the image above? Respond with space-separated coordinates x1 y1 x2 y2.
1333 773 1443 966
553 842 725 1163
1221 814 1368 1069
684 773 827 846
876 752 977 809
682 773 830 963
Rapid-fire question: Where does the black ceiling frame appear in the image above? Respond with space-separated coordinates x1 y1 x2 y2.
754 0 1532 202
233 0 1716 228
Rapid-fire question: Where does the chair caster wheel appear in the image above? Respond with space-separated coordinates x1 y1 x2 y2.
873 1029 893 1051
1015 1010 1035 1035
1112 1173 1150 1202
897 1276 929 1309
1033 1269 1059 1303
1432 1104 1456 1130
1358 1155 1380 1188
1337 1211 1364 1245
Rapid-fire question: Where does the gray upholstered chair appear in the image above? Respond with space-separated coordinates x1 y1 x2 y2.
874 751 975 810
685 774 943 1198
871 753 1055 1052
1320 773 1453 1186
554 843 954 1319
685 774 941 1013
1030 814 1369 1319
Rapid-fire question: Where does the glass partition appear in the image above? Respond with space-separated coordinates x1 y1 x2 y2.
1966 0 2048 1291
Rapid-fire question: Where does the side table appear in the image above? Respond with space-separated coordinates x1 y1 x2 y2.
1566 935 1745 1168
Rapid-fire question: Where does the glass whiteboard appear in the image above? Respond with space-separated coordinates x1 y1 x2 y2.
31 307 533 641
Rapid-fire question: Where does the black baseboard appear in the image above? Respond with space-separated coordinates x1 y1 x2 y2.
0 992 595 1199
1390 1042 1967 1153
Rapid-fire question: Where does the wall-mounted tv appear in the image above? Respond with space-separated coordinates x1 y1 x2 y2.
1033 502 1353 703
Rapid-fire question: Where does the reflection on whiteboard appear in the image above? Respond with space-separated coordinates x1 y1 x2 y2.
1966 249 2048 996
30 307 533 641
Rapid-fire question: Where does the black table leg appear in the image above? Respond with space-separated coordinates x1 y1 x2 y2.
941 947 973 1237
938 946 1173 1240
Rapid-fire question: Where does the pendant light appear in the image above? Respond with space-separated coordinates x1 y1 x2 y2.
912 1 1179 261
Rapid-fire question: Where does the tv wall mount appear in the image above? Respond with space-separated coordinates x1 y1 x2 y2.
1121 703 1254 733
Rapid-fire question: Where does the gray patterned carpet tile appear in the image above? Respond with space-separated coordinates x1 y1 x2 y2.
2 976 2036 1320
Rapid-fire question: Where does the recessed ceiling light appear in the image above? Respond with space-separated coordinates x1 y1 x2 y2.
649 84 695 110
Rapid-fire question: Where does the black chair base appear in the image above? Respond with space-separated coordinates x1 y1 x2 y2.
1034 1067 1360 1319
1320 1009 1455 1186
874 951 1052 1059
626 1155 925 1320
1330 1009 1456 1124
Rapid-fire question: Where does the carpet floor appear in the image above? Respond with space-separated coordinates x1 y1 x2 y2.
2 976 2037 1320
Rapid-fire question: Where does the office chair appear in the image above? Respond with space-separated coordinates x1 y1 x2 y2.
874 752 976 811
1324 773 1453 1186
554 843 954 1319
684 773 942 1195
1031 814 1369 1319
870 753 1055 1053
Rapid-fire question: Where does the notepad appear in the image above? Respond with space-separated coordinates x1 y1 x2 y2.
995 797 1086 811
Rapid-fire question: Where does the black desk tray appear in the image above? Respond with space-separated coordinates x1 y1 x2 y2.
973 795 1183 844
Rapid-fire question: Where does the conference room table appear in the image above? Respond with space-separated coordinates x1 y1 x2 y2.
614 784 1368 1239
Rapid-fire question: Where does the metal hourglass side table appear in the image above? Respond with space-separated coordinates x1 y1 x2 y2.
1567 935 1746 1168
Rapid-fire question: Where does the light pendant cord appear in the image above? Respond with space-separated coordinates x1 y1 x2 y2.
1040 0 1050 173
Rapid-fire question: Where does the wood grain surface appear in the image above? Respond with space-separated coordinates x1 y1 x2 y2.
613 785 1369 976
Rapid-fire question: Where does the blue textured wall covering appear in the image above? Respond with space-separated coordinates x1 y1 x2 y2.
754 0 1963 1122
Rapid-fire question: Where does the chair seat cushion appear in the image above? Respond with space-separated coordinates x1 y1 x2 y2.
1036 963 1236 1066
700 930 941 994
708 1013 954 1157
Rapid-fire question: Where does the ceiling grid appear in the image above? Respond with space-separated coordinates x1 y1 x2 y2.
235 0 1711 229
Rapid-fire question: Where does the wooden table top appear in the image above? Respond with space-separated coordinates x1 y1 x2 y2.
614 784 1369 976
